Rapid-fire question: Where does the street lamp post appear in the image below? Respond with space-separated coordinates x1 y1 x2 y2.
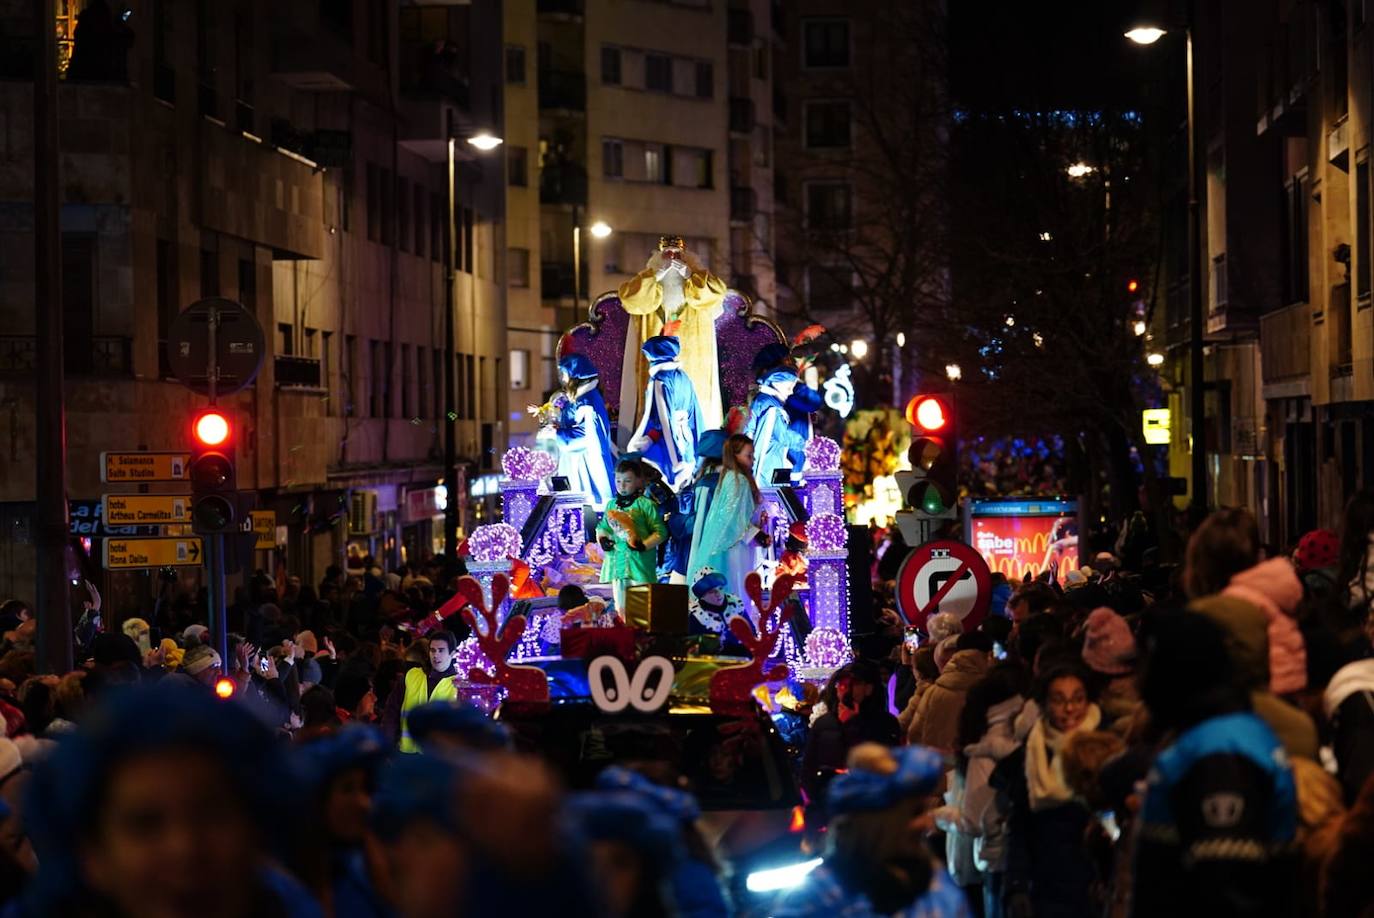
444 132 501 561
1128 8 1207 525
571 212 612 322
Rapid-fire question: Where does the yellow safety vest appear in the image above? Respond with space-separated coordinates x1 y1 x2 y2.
398 666 459 754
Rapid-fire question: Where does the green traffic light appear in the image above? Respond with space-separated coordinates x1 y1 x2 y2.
921 488 947 514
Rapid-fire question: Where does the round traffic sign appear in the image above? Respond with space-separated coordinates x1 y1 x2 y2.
895 539 992 633
166 297 266 396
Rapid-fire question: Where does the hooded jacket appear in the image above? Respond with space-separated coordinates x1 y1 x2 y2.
908 650 990 752
1191 594 1319 761
1221 558 1307 694
1323 658 1374 804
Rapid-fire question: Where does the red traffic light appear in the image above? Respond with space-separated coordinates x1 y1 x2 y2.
906 395 948 432
193 409 231 447
1127 279 1140 293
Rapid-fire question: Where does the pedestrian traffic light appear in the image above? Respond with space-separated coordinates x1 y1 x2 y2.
901 393 958 519
190 408 239 535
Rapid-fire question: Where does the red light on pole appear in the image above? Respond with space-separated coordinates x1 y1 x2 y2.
907 396 947 432
1127 279 1140 293
194 409 231 447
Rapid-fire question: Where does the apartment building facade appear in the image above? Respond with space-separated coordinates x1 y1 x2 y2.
503 0 777 447
1163 0 1374 546
0 0 505 613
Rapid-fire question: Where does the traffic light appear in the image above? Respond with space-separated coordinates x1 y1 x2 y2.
899 393 958 520
190 407 239 535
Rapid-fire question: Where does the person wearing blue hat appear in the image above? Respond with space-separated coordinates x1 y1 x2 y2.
555 352 618 510
625 335 704 492
294 725 391 917
371 752 599 918
564 789 682 918
773 743 971 918
687 567 746 643
594 767 731 918
745 366 804 485
404 700 511 753
21 682 323 918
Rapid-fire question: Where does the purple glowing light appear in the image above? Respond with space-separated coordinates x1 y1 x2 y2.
805 627 853 669
468 523 523 563
502 446 558 482
804 436 841 472
806 513 847 552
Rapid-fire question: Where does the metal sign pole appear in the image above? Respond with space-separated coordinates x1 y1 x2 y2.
205 306 229 671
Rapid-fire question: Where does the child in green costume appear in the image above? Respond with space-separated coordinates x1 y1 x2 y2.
596 458 668 614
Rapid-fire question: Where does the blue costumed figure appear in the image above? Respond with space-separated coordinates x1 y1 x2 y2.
670 428 725 585
688 434 771 607
555 353 618 510
785 383 824 473
745 367 803 486
772 745 972 918
627 335 703 492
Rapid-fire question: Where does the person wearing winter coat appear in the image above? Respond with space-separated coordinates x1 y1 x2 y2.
1189 593 1319 760
1132 610 1299 917
897 646 940 736
908 634 992 753
939 663 1029 918
1323 657 1374 805
1221 557 1308 694
998 663 1103 918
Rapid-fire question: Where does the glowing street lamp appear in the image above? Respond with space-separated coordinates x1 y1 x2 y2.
467 132 503 151
850 339 869 359
589 220 613 239
1066 161 1096 178
1124 26 1166 45
1146 352 1165 367
1133 320 1147 336
896 332 907 347
945 363 962 381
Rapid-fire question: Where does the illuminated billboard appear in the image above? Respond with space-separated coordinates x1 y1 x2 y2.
964 498 1080 582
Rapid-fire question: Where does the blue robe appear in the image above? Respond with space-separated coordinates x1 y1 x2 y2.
688 470 762 606
746 384 802 486
665 488 697 577
627 360 703 491
686 468 721 580
786 385 824 472
555 379 617 510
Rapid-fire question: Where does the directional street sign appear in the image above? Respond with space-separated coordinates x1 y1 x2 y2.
101 451 190 483
251 510 275 550
102 494 190 526
895 539 993 633
103 537 203 570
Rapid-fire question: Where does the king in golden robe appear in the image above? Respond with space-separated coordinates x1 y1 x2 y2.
616 236 726 438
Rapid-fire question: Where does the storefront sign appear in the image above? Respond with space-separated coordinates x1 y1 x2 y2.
404 487 443 523
1142 408 1171 445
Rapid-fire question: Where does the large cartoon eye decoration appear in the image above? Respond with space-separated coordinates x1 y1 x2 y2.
589 656 675 714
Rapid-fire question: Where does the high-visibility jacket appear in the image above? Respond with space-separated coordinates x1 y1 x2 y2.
399 667 458 754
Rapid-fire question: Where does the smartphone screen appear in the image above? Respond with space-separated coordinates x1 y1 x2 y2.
903 627 922 651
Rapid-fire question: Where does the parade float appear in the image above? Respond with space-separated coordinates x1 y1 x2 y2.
442 237 854 714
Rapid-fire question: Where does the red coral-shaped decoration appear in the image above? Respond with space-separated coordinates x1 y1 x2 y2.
709 572 797 715
455 574 549 707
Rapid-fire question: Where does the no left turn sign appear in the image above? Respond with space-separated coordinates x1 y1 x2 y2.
895 539 993 633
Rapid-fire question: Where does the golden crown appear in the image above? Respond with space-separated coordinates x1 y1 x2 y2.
658 235 686 251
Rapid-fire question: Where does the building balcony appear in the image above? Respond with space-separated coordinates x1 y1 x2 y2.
728 9 754 47
275 355 323 389
729 96 755 135
538 69 586 112
730 186 757 223
0 335 131 377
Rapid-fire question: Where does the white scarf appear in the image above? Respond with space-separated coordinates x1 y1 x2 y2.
1025 704 1101 811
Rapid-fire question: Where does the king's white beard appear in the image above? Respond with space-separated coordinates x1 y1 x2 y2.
660 269 687 314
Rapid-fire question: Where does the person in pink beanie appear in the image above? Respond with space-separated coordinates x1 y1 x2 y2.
1221 557 1307 695
1081 607 1140 727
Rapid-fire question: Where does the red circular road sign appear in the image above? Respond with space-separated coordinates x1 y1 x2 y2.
895 539 993 633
